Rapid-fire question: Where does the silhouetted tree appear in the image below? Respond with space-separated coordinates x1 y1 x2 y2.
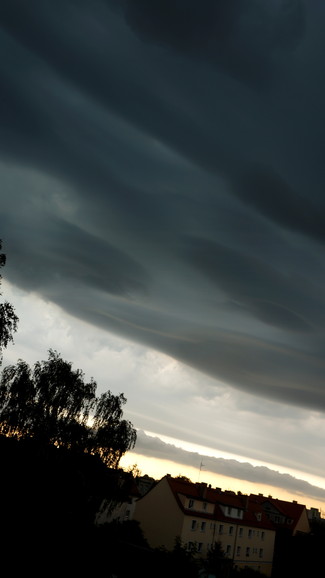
0 240 18 363
203 541 233 577
151 538 199 578
0 349 136 467
0 433 128 575
175 474 192 482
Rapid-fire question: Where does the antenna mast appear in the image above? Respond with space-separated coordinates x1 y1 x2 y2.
198 460 205 482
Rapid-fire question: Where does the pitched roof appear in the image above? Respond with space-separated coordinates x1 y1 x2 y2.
249 493 308 531
164 476 275 530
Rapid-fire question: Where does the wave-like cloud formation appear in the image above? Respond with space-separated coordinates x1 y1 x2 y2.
135 431 325 503
1 1 325 410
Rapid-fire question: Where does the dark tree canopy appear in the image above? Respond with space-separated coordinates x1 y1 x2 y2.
0 241 18 363
0 349 137 467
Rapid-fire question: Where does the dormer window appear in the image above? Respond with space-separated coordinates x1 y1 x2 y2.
189 499 194 509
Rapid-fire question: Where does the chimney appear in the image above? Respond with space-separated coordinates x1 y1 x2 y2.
196 482 208 499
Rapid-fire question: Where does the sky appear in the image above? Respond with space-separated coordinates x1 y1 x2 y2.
1 0 325 512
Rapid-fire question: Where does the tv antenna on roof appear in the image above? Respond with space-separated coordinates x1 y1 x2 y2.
198 460 205 482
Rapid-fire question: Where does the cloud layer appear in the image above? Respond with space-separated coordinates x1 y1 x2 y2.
1 0 325 417
134 430 325 503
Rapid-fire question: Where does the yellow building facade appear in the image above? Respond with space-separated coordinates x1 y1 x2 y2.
134 475 276 576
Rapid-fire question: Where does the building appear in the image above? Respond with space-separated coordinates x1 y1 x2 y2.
95 473 156 525
249 494 310 536
307 507 322 522
95 471 141 525
248 493 311 576
133 475 276 576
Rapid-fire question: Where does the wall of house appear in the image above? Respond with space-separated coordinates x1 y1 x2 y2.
95 496 137 525
180 517 275 577
230 525 275 577
294 509 310 535
133 477 184 550
181 515 216 556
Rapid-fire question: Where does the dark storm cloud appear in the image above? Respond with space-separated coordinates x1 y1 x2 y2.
1 1 325 411
125 0 306 86
185 236 316 332
135 431 325 502
2 215 149 297
235 165 325 244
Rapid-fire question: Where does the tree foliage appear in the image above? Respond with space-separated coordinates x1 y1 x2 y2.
203 541 233 577
0 349 136 467
0 241 18 363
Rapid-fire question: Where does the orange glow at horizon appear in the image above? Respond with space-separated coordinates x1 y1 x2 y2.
120 451 325 515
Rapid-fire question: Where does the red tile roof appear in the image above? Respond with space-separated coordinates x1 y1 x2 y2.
249 493 308 531
165 476 275 530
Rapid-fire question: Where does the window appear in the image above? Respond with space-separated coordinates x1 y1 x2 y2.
229 526 234 535
187 541 195 552
239 527 243 537
236 546 241 556
197 542 203 553
261 531 265 541
226 545 231 556
219 524 224 534
246 547 250 557
191 520 197 531
227 506 232 515
203 502 207 511
259 548 264 558
248 529 253 539
189 499 194 509
200 522 206 532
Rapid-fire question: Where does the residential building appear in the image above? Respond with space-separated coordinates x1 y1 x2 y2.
307 507 322 522
133 475 276 576
248 493 311 577
249 494 310 536
136 474 156 497
95 472 141 525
